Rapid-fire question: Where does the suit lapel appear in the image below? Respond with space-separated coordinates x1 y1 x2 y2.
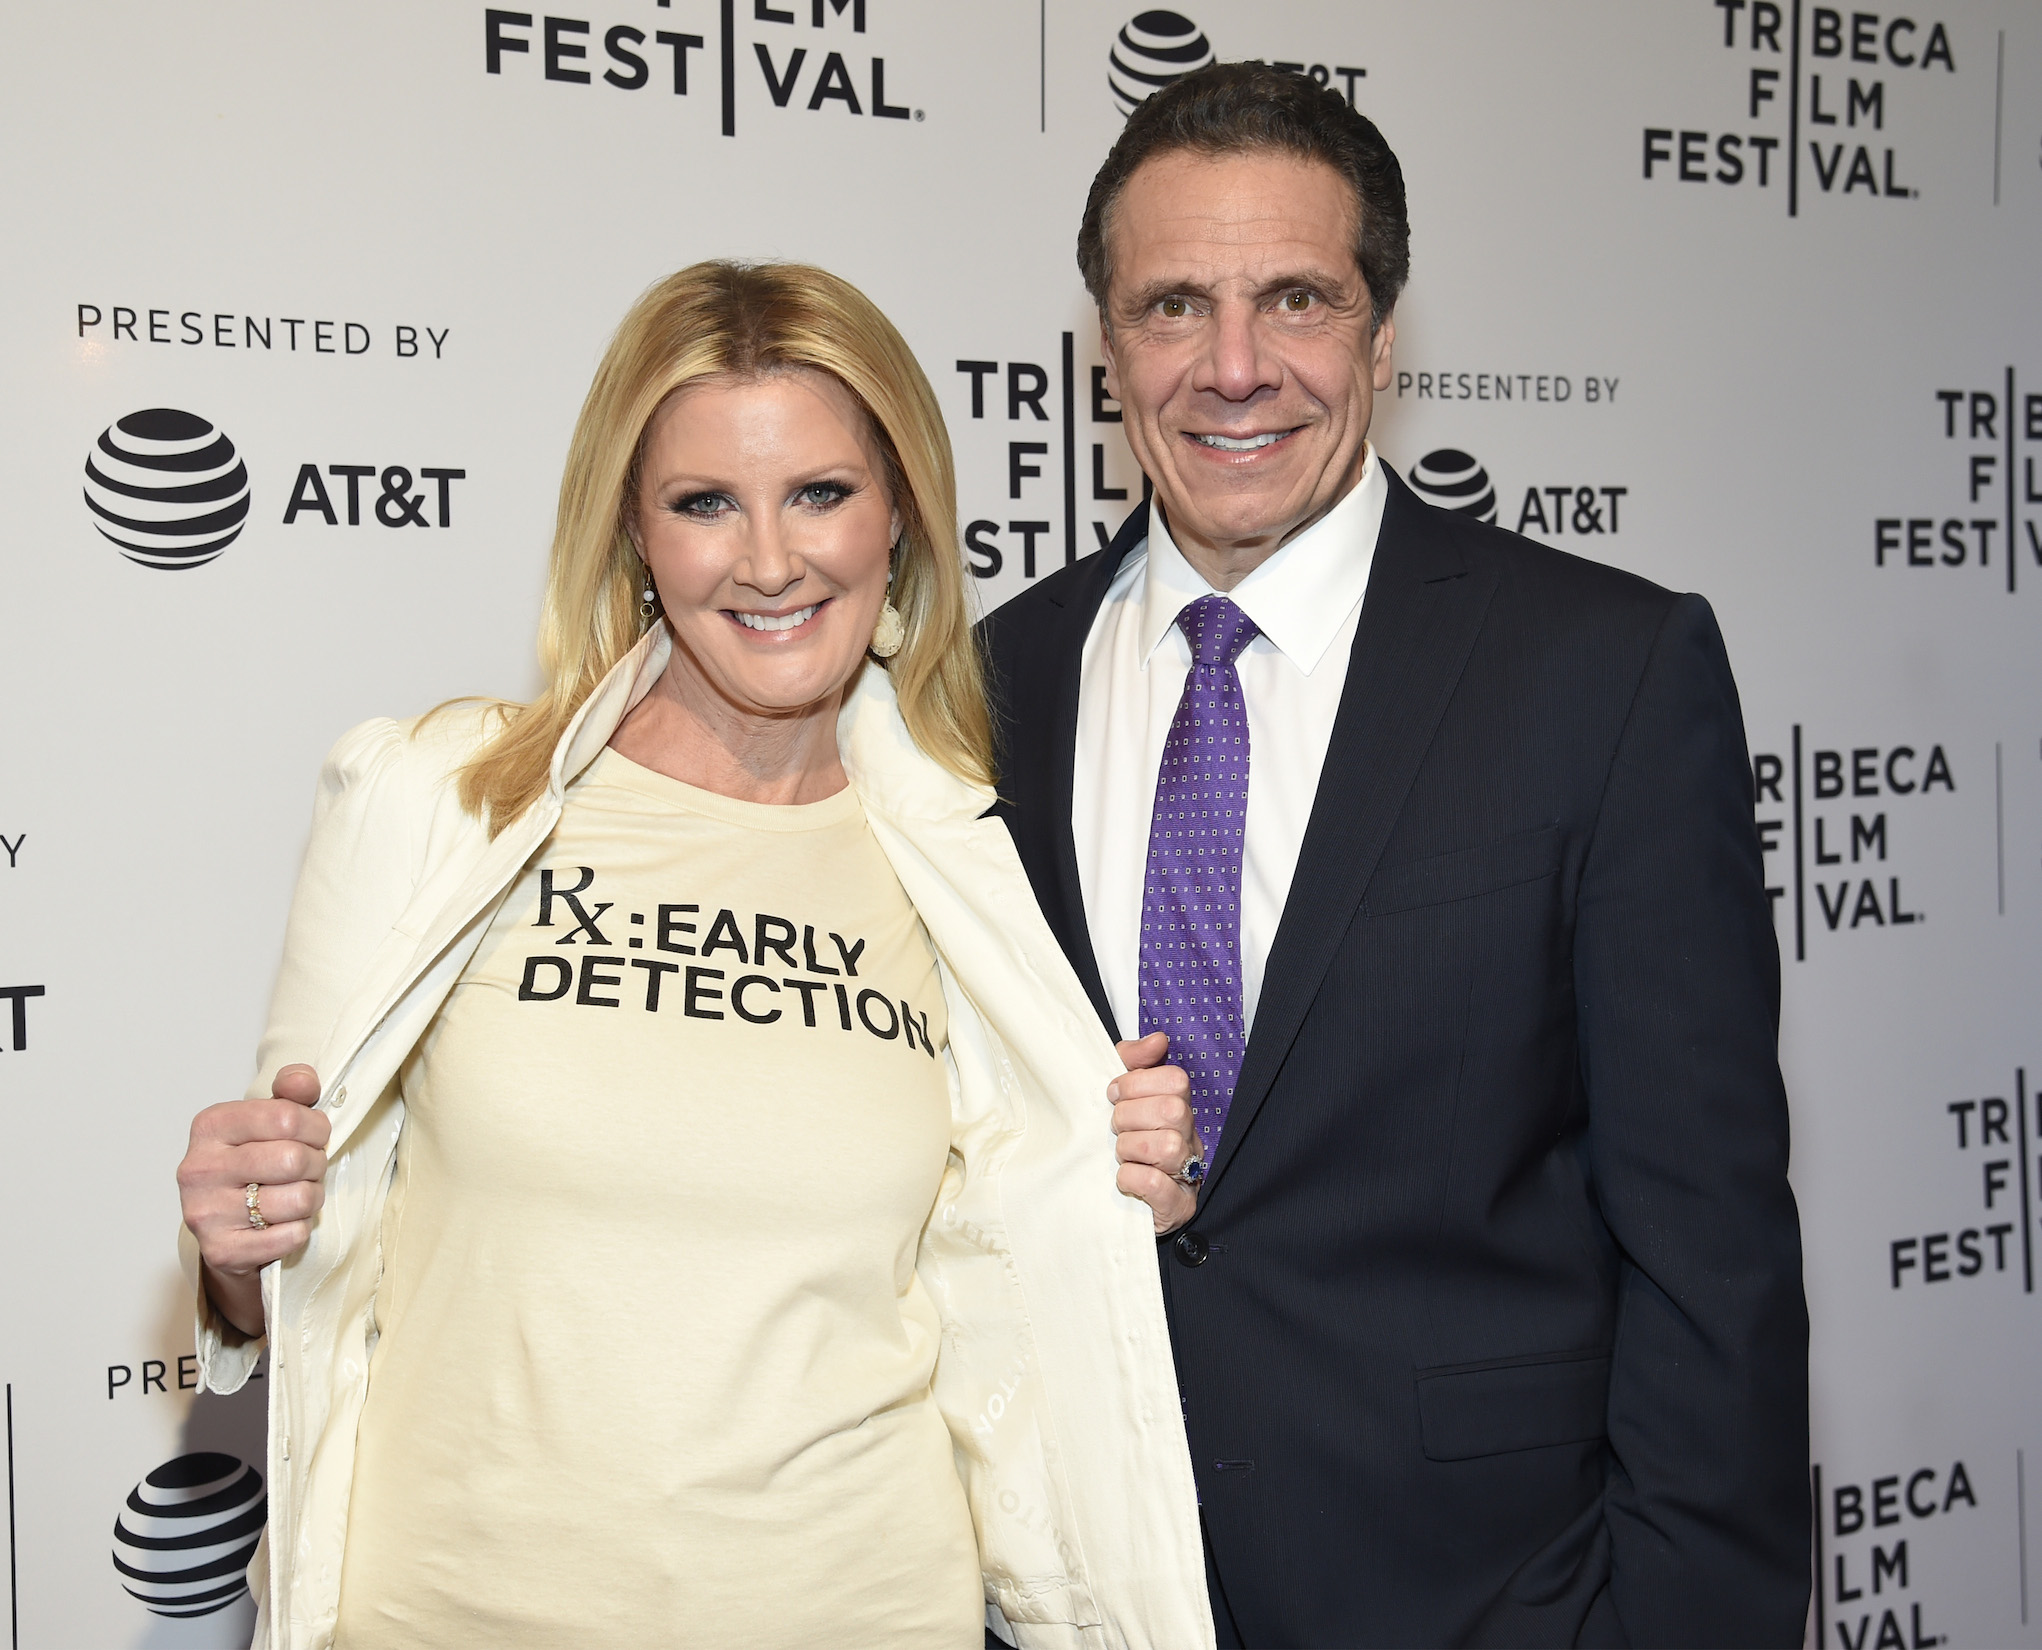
1201 467 1498 1201
1028 502 1148 1042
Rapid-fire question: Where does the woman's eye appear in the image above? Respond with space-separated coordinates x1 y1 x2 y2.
799 483 849 508
671 491 730 517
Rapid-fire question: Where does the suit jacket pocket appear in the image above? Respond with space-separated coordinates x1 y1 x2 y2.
1416 1348 1611 1462
1365 825 1562 917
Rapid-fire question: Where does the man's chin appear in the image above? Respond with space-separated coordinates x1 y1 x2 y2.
1162 480 1316 552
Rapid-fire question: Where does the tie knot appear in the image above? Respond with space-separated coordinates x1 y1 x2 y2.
1177 594 1260 668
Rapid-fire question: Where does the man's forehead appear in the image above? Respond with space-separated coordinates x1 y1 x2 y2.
1109 149 1359 281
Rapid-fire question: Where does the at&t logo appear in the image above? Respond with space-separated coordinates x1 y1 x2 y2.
1406 445 1628 540
112 1451 266 1617
83 408 250 571
1110 12 1214 116
1107 10 1366 119
1407 449 1498 523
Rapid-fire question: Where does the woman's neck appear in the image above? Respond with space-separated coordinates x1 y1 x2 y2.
607 653 851 805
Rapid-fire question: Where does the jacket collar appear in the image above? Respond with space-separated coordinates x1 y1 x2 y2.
838 657 998 826
552 625 673 795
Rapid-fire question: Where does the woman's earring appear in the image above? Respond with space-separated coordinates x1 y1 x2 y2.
869 599 905 659
639 578 659 624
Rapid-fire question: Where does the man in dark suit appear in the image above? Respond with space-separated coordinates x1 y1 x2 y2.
982 64 1810 1647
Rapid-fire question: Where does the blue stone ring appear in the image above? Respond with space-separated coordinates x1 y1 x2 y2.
1172 1154 1207 1191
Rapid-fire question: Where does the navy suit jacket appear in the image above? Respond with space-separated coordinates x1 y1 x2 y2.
978 466 1811 1647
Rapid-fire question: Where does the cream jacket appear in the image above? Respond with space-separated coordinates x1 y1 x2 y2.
186 628 1212 1650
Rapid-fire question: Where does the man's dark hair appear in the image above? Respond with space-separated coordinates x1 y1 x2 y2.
1077 62 1410 331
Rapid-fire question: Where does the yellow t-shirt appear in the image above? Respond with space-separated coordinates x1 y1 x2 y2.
335 749 982 1649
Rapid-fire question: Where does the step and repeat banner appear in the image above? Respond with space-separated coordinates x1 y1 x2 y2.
1 1 2036 1643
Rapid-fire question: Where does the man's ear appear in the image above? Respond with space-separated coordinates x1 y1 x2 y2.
1369 314 1396 393
1099 316 1122 405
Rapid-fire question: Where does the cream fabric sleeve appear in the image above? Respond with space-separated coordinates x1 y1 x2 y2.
188 716 417 1394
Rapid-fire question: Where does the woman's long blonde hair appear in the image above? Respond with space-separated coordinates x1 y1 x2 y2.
454 260 993 833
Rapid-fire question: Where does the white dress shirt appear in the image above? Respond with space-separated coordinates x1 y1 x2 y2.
1074 447 1388 1043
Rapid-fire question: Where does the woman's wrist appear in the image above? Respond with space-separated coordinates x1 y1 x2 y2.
201 1261 267 1342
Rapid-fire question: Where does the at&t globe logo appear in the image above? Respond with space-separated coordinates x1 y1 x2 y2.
1409 448 1499 524
84 407 251 570
111 1451 266 1617
1109 11 1215 117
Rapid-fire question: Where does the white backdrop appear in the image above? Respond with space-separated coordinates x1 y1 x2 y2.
2 2 2038 1644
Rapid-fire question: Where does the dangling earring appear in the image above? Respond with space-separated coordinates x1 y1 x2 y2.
639 575 659 625
869 539 905 658
869 599 905 658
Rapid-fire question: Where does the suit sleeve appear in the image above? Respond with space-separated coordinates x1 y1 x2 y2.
1573 594 1811 1646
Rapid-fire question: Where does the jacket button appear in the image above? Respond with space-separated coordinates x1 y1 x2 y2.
1174 1230 1208 1267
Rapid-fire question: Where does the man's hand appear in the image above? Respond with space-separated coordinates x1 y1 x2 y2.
176 1064 331 1338
1111 1032 1204 1235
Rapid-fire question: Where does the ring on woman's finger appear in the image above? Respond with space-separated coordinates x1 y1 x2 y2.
245 1182 267 1230
1170 1154 1206 1191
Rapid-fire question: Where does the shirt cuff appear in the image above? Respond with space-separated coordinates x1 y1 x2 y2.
177 1223 266 1393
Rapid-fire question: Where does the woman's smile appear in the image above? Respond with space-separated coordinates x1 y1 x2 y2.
729 600 826 635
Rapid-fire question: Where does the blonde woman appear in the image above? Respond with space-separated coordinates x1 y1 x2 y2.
175 262 1212 1650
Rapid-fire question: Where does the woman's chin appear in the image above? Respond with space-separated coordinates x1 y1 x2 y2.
705 657 867 720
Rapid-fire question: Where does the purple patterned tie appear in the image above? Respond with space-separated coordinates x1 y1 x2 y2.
1140 594 1260 1150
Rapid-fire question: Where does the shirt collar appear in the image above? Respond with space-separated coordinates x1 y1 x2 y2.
1136 443 1387 675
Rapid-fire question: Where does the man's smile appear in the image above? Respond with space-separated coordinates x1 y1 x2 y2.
1187 427 1303 454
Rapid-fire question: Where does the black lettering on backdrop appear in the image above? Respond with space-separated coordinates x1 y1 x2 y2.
0 984 45 1052
283 466 337 526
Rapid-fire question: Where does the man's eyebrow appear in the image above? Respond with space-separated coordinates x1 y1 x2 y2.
1252 268 1361 303
1117 269 1364 315
1119 276 1215 314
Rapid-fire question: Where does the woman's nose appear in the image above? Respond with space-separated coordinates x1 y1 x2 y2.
739 518 800 595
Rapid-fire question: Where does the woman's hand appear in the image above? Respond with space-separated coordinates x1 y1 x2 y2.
176 1064 331 1339
1109 1032 1203 1235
